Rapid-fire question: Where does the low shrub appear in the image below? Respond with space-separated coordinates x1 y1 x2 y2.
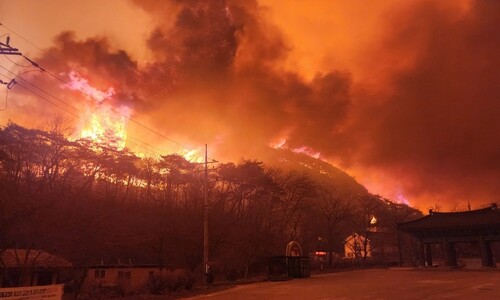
146 269 196 294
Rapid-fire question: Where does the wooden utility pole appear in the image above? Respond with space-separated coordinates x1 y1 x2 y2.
0 37 21 91
0 37 22 56
203 144 209 285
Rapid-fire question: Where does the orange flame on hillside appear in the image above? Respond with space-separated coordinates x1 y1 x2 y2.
180 149 205 163
80 106 130 150
270 136 322 159
65 71 129 150
292 146 321 159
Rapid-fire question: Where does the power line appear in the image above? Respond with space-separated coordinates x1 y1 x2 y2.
1 63 204 158
0 23 44 53
0 65 80 115
0 70 79 118
41 66 198 153
0 70 176 157
0 31 22 56
0 23 219 163
3 54 32 67
0 22 201 155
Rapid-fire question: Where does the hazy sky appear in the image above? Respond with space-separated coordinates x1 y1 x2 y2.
0 0 498 211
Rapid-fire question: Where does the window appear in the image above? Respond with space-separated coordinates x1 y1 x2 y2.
94 269 105 279
118 271 131 280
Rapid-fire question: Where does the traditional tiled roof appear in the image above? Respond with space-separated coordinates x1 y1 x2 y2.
0 249 72 268
398 203 500 232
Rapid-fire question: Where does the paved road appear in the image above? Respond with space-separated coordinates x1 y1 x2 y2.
184 268 500 300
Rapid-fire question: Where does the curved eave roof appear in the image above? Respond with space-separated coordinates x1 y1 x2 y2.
1 249 72 268
398 206 500 232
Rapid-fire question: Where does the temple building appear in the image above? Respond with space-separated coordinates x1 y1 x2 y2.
398 203 499 268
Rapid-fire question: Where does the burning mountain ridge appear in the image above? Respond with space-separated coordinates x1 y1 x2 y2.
1 0 499 210
263 148 368 197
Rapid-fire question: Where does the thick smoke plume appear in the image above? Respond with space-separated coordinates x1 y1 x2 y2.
335 0 500 208
15 0 500 209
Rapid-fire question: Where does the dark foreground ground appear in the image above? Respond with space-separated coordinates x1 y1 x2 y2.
183 268 500 300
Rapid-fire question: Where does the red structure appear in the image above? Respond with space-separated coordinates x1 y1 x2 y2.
398 203 499 268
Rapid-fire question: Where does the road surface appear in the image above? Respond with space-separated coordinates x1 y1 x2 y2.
184 268 500 299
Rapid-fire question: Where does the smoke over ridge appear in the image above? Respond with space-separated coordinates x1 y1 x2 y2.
5 0 499 210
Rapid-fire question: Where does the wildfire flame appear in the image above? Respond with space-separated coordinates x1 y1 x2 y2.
270 137 287 149
64 72 210 160
181 149 204 163
292 146 321 159
270 136 322 159
65 71 129 150
80 106 130 150
67 71 115 102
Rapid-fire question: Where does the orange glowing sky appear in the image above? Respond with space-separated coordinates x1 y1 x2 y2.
0 0 498 211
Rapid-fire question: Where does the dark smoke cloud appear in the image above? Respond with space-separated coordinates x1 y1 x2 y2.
331 0 500 205
145 1 239 78
26 0 499 208
33 31 143 109
128 0 353 152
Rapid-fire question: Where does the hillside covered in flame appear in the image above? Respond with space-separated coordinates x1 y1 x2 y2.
0 0 498 210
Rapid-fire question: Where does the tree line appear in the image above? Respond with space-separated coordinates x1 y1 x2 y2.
0 121 421 280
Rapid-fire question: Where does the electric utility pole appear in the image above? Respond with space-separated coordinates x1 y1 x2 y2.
0 36 20 92
0 36 22 56
0 36 38 90
203 144 210 285
194 145 217 285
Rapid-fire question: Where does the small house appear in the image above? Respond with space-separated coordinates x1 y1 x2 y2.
344 233 371 259
0 249 71 287
83 263 161 293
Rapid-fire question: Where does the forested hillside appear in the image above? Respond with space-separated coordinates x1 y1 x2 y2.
0 122 421 277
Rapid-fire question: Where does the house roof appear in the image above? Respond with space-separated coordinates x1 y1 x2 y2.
398 204 500 233
0 249 72 268
344 233 365 243
85 264 163 269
